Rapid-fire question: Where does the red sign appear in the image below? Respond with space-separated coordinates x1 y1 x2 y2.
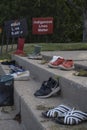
32 17 53 34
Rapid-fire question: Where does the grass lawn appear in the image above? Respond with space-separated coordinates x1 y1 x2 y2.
24 43 87 53
0 42 87 60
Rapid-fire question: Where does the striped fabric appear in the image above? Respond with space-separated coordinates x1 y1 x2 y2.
43 104 71 118
64 109 87 125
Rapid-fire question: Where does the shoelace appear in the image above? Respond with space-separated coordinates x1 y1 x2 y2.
40 81 49 90
40 78 58 91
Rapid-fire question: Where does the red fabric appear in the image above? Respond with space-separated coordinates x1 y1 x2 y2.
13 38 25 56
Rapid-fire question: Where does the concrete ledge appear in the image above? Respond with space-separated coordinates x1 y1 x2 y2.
1 55 87 129
11 55 87 111
0 63 64 130
60 77 87 111
11 55 56 83
14 79 64 130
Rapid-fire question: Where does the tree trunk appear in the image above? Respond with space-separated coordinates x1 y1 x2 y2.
83 9 87 42
83 0 87 42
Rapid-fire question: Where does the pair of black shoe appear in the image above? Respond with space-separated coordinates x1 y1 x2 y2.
34 77 60 98
1 60 16 65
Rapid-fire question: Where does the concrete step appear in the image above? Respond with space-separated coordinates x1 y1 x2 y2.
0 62 68 130
0 105 25 130
41 51 87 70
1 54 87 130
0 64 25 130
0 120 23 130
11 55 87 111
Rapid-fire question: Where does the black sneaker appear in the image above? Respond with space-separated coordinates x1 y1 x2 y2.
34 77 60 98
1 60 16 65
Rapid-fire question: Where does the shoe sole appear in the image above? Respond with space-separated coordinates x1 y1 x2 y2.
48 63 60 68
14 76 30 81
11 71 30 81
36 86 61 98
58 65 75 70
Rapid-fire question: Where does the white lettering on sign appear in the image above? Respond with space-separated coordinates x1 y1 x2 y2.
33 20 52 24
11 30 23 35
11 27 20 31
11 31 19 35
39 25 48 28
32 18 53 34
11 22 20 27
38 29 48 32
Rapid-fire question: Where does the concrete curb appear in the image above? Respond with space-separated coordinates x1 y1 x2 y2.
1 54 87 130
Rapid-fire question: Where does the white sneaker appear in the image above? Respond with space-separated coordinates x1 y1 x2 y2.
48 56 64 67
49 56 64 63
11 70 30 81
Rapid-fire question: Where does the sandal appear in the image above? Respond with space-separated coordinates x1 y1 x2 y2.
55 108 87 125
42 104 71 118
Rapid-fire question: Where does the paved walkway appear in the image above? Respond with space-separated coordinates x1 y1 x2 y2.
0 106 24 130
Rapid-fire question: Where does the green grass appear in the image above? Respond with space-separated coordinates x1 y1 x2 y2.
1 42 87 60
24 43 87 54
